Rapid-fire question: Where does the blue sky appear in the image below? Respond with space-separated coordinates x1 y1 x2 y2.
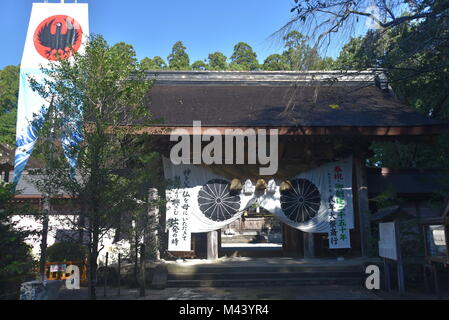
0 0 348 69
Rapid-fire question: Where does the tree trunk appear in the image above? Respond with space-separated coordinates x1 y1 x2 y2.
88 227 99 300
39 198 50 281
139 244 146 297
148 188 160 260
39 216 49 281
78 214 85 245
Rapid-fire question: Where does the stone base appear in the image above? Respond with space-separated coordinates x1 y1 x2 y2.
20 280 63 300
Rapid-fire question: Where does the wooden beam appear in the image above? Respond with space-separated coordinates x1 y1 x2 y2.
104 124 449 137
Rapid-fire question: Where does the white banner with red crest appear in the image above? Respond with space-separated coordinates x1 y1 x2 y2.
14 3 89 185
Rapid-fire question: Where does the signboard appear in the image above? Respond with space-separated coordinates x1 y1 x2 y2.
379 222 398 260
426 225 447 256
13 2 89 185
49 264 66 272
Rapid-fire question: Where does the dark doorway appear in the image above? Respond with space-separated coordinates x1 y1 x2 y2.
220 208 283 257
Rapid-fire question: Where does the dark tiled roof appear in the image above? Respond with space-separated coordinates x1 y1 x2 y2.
0 144 14 167
145 71 448 128
0 143 43 169
14 172 42 196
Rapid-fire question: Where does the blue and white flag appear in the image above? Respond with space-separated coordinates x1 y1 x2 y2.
13 2 89 185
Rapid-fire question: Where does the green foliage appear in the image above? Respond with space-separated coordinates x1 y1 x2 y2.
281 31 322 70
334 34 380 70
311 57 336 70
370 187 399 209
0 181 13 210
191 60 208 71
145 38 335 73
229 42 259 71
334 14 449 122
0 65 19 113
368 138 449 169
207 52 228 70
282 31 307 70
332 14 449 169
262 54 289 71
47 242 87 262
28 34 157 298
0 108 17 146
167 41 190 70
0 65 19 146
0 182 34 279
399 219 425 258
141 56 167 70
286 1 449 117
262 32 335 71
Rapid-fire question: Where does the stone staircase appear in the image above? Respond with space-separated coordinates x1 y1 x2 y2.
221 234 257 243
166 259 366 288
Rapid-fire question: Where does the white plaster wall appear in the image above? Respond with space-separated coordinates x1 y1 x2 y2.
11 214 130 265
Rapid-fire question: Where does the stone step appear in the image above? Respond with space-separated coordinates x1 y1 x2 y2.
168 271 363 281
221 235 270 243
167 277 364 288
166 262 365 287
166 265 364 275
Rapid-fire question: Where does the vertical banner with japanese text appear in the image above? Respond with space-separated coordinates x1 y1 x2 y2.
327 162 352 248
163 158 252 251
166 168 192 251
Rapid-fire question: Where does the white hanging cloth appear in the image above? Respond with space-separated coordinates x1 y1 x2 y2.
163 156 354 251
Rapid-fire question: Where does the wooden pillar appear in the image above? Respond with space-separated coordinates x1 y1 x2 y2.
282 224 304 257
207 230 219 260
192 233 207 258
303 232 315 258
395 220 405 295
217 229 222 258
354 155 371 257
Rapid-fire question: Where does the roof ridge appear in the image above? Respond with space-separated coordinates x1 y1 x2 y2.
146 70 386 85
